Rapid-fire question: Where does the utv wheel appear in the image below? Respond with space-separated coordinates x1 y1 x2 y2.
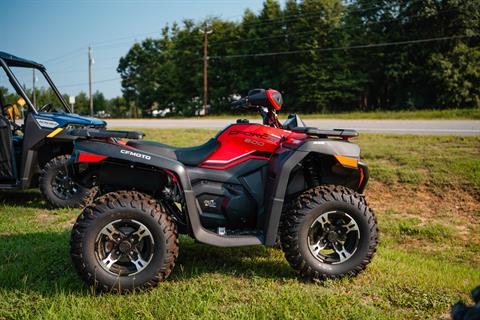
70 191 178 292
280 185 378 280
40 155 97 208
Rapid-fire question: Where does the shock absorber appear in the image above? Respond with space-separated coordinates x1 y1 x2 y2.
304 155 321 187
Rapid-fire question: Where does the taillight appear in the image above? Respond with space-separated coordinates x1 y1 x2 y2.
78 153 108 163
358 167 364 189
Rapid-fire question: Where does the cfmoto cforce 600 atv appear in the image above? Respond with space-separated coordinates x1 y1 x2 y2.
68 89 378 292
0 51 106 208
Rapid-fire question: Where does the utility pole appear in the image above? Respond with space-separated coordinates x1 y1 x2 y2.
32 69 36 106
200 24 212 116
88 46 94 116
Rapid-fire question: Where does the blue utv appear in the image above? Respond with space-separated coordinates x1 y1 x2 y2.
0 51 106 207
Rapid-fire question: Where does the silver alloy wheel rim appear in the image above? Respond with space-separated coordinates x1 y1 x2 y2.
95 219 155 276
307 211 360 265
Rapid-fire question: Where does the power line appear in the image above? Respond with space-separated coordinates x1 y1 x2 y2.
40 0 427 65
40 0 456 69
43 30 167 65
93 31 164 47
45 7 459 69
211 7 460 47
30 33 480 87
237 0 428 28
44 40 201 69
57 77 121 89
48 64 118 75
25 34 478 91
209 34 477 59
42 46 85 64
59 9 308 55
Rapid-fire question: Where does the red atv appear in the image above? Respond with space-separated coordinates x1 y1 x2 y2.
68 89 378 292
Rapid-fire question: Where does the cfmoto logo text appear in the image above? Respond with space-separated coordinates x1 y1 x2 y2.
120 149 151 160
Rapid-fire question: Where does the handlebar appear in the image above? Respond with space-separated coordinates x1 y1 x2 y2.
231 97 248 109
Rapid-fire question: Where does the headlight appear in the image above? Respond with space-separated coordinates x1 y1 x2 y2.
36 118 59 129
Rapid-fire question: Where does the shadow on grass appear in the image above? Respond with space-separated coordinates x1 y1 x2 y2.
171 237 295 280
0 232 295 295
0 190 48 209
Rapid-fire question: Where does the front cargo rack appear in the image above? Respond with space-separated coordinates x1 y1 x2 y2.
290 127 359 139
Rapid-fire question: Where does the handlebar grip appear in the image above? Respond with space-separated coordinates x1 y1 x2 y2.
231 98 247 109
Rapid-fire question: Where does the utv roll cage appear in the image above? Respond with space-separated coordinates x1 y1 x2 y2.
0 51 71 114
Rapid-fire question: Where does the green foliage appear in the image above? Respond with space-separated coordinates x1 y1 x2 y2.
72 91 89 114
429 43 480 108
116 0 480 116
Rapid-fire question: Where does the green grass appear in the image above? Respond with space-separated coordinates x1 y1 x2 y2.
358 134 480 192
154 107 480 120
397 218 454 241
1 131 479 319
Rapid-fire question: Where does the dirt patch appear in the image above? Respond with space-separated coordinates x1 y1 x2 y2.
367 181 480 247
61 216 77 229
36 212 57 224
35 212 77 229
366 181 480 223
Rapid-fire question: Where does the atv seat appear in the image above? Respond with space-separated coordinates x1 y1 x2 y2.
126 139 220 166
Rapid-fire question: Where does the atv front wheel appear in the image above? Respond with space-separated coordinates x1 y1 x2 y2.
39 155 96 208
70 191 178 292
280 185 378 280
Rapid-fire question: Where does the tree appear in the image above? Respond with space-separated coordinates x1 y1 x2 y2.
93 91 107 113
106 96 129 117
74 92 89 115
429 43 480 108
116 0 480 114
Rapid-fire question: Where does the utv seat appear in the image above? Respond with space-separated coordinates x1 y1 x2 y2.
126 138 220 166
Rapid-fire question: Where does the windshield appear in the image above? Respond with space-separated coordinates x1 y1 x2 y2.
0 66 69 115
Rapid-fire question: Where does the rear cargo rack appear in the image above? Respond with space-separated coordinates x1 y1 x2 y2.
68 128 144 140
290 127 358 139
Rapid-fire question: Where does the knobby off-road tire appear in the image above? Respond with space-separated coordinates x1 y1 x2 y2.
70 191 179 292
280 185 378 280
39 155 97 208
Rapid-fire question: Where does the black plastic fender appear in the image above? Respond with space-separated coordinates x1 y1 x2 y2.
263 139 362 246
74 139 191 188
297 139 361 158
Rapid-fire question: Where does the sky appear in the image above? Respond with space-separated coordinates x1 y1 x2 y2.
0 0 266 98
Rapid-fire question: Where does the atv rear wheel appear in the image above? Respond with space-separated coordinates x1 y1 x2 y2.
280 185 378 280
70 191 178 292
39 155 96 208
